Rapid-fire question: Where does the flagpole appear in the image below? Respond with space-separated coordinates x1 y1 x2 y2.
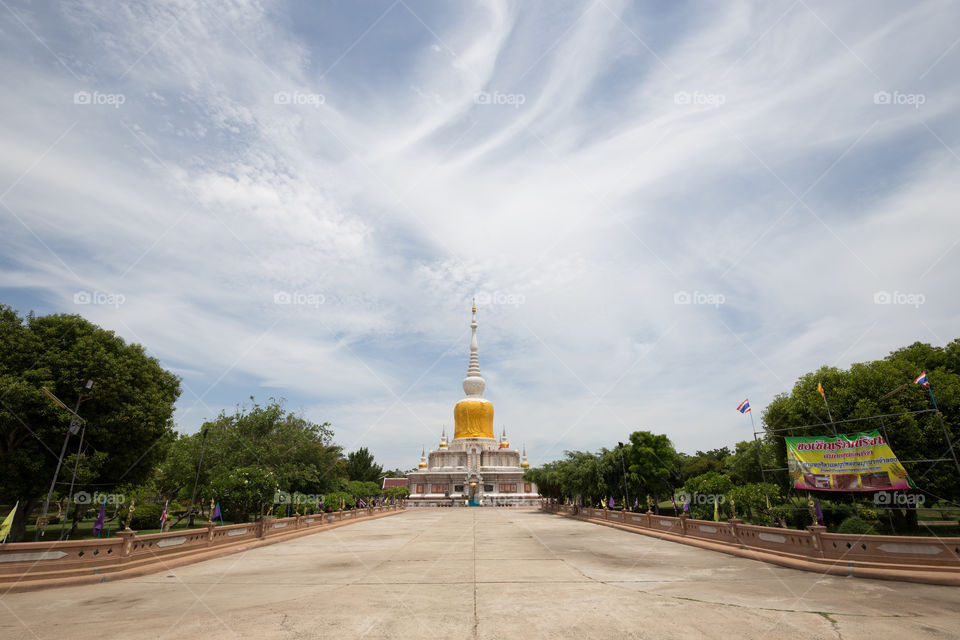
743 400 774 525
819 384 860 514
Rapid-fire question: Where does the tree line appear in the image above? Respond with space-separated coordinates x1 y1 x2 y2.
526 339 960 533
0 306 407 541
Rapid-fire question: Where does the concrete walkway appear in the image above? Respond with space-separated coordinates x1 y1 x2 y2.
1 509 958 639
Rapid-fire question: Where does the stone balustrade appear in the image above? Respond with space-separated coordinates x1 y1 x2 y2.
0 505 404 592
542 503 960 585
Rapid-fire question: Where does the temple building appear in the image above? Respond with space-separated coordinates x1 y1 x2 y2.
406 304 539 507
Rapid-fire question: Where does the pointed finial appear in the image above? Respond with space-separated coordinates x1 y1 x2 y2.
472 298 476 314
462 303 485 397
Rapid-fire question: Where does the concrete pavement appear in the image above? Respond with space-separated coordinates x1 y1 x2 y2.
1 508 958 639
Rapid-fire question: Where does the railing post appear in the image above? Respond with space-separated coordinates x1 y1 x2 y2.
728 518 742 544
205 521 216 544
118 530 136 561
679 514 689 535
806 525 827 558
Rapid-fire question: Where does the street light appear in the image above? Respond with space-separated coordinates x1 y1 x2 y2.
617 442 630 511
36 379 93 541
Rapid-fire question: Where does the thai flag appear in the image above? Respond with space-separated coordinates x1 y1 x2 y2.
737 399 751 413
357 497 367 508
914 371 929 388
159 500 168 527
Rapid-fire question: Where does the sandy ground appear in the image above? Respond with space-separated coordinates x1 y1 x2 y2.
1 508 958 639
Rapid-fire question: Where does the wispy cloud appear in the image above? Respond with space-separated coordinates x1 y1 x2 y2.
1 0 958 469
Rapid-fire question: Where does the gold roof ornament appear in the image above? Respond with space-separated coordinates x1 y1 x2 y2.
418 446 428 469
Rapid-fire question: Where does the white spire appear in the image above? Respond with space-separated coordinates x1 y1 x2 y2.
462 301 486 398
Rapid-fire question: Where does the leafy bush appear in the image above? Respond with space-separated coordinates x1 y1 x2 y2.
857 508 879 522
346 480 380 499
772 506 811 529
680 471 733 520
323 491 354 510
728 482 781 523
383 486 409 501
129 501 164 530
820 503 855 527
209 466 278 522
837 516 874 535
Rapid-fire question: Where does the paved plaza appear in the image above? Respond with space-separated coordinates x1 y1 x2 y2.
1 509 958 639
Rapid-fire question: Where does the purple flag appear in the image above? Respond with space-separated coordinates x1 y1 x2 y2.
814 497 825 526
682 495 690 513
608 496 614 508
210 502 221 521
92 501 106 537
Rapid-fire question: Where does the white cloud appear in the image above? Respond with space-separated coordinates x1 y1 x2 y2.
1 0 958 470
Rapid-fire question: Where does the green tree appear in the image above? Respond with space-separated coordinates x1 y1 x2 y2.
625 431 679 511
383 486 409 501
728 482 781 524
208 466 278 523
762 339 960 530
346 480 381 502
524 461 563 501
724 440 773 485
179 398 344 510
345 447 383 482
559 451 603 505
678 447 730 482
0 306 181 541
681 471 734 520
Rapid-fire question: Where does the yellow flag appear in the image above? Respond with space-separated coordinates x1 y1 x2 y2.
817 382 825 398
713 496 720 522
0 502 18 541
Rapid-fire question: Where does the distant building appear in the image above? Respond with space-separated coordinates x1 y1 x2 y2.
406 304 538 507
382 477 408 491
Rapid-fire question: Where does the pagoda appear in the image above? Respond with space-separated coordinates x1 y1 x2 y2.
406 303 538 506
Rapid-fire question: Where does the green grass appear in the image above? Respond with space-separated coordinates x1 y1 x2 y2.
23 517 238 541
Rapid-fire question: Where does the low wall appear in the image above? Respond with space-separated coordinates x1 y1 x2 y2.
544 504 960 586
0 505 405 592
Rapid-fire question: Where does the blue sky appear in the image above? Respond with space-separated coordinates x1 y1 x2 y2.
1 1 958 471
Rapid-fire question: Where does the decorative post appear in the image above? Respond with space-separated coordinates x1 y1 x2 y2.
118 529 136 561
123 499 136 531
806 524 827 558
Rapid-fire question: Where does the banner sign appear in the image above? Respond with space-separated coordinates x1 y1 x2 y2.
785 430 914 491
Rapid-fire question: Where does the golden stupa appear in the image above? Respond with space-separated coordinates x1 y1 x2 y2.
453 303 495 439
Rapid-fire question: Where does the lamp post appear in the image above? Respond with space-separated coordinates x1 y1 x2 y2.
188 428 209 527
37 379 94 541
617 442 630 511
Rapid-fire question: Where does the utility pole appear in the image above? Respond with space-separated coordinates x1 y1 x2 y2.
188 428 209 527
617 442 630 511
37 380 93 541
